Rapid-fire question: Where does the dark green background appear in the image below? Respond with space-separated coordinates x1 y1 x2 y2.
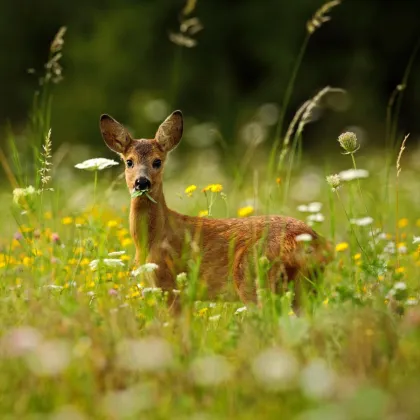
1 0 420 151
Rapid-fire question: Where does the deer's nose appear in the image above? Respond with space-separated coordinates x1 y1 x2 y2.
135 177 151 191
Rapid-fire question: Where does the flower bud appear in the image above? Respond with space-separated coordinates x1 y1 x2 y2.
338 132 359 154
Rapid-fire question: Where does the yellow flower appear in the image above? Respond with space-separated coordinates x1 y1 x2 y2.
20 225 33 234
398 218 409 228
197 307 208 317
185 185 197 197
335 242 349 252
237 205 254 218
61 217 73 225
202 184 223 193
378 275 384 281
416 219 420 228
121 255 131 261
107 220 119 228
80 258 90 266
121 238 132 247
23 257 33 266
75 216 86 225
396 267 405 274
353 253 361 261
198 210 209 217
44 211 53 220
276 177 281 185
322 298 329 306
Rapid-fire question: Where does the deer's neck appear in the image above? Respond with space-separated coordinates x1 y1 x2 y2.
129 187 169 256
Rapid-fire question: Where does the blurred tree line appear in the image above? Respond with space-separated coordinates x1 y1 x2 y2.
1 0 420 153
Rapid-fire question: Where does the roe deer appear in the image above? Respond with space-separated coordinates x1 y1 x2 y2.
100 111 333 308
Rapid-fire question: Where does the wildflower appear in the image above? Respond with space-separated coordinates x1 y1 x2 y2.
384 241 396 254
406 297 418 306
107 220 119 228
326 174 341 191
235 306 247 314
337 131 359 154
297 202 322 213
295 233 313 242
335 242 349 252
198 210 209 217
44 211 52 220
413 236 420 244
276 177 281 185
209 314 221 322
237 206 254 218
202 184 223 193
307 213 324 223
322 298 329 306
398 218 409 228
397 243 407 254
61 217 73 225
176 272 187 289
353 253 361 261
131 263 158 276
197 307 208 317
338 169 369 181
396 267 405 274
108 251 126 257
121 238 133 247
13 186 38 208
350 217 373 226
141 287 162 297
89 258 125 271
75 158 119 171
51 233 60 244
184 184 197 197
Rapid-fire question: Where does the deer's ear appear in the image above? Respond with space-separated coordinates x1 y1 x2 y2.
155 110 183 152
100 114 133 154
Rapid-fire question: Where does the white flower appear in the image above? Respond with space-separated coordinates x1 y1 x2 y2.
406 297 418 306
141 287 162 297
413 236 420 244
307 213 324 223
89 258 125 271
108 251 126 257
75 158 119 171
297 202 322 213
384 241 396 254
209 314 221 322
295 233 313 242
235 306 247 314
131 263 159 276
338 168 369 181
394 282 407 291
350 216 373 226
13 186 39 207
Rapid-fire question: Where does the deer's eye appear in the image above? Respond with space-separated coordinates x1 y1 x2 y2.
152 159 162 169
126 159 134 168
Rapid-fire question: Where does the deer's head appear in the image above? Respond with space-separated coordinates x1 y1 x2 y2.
99 111 183 198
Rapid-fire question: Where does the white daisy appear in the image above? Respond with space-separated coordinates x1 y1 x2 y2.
75 158 119 171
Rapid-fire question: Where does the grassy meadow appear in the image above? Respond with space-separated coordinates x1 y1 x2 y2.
1 4 420 419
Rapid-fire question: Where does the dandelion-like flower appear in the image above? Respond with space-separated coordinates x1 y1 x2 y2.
198 210 209 217
338 168 369 181
75 158 119 171
202 184 223 193
326 174 341 191
184 185 197 197
237 206 254 218
338 131 359 154
335 242 349 252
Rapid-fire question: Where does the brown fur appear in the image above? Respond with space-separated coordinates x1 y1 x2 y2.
100 111 333 307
